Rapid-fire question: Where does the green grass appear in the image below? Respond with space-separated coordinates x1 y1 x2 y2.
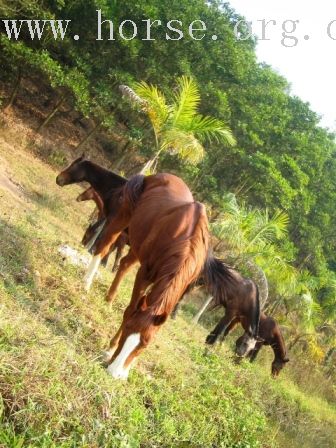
0 131 335 447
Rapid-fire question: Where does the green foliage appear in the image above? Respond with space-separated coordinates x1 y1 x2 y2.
130 76 235 169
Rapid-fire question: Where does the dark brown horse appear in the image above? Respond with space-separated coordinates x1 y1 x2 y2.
58 159 209 379
77 186 129 272
203 259 260 352
235 312 289 377
56 156 137 292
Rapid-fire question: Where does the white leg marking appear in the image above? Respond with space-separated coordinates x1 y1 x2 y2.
107 333 140 380
246 337 257 353
84 255 101 291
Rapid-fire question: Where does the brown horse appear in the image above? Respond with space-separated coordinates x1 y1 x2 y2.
101 174 210 378
77 186 129 272
203 259 260 352
235 312 289 377
76 186 105 218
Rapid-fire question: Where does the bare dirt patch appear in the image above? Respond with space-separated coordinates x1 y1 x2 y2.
0 155 25 201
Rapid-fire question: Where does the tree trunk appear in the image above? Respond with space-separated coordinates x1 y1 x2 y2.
114 140 132 170
36 94 68 133
4 69 22 111
76 120 102 150
193 295 213 324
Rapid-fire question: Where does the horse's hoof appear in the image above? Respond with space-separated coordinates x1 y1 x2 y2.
203 347 211 357
107 363 130 380
205 333 217 345
105 293 116 303
102 350 113 364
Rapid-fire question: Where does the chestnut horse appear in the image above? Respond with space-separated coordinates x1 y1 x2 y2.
58 159 209 379
77 186 128 272
235 312 289 377
203 259 260 351
56 156 138 297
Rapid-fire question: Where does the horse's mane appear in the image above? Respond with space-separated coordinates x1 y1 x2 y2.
82 160 127 195
122 174 146 211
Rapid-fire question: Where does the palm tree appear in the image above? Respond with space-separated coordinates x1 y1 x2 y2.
210 193 297 306
120 77 235 172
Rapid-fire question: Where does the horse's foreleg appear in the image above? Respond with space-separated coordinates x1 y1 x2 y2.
205 313 237 345
106 249 138 302
106 266 150 373
248 342 262 362
84 215 129 291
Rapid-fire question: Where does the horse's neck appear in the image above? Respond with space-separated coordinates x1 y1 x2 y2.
271 329 287 361
84 162 126 197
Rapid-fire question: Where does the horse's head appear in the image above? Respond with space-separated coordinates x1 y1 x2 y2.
56 155 86 186
76 187 95 202
235 332 260 357
271 358 289 378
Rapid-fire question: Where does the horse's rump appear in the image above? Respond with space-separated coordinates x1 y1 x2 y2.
127 201 209 330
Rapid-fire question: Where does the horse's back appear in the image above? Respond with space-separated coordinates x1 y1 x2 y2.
128 173 197 251
144 173 194 203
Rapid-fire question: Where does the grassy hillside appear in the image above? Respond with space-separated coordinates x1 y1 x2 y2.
0 121 335 447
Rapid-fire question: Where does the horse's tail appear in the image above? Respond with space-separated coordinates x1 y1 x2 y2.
132 202 209 328
202 254 237 307
82 218 107 250
251 283 260 338
123 174 145 211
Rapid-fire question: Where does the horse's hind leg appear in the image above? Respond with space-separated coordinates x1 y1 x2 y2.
205 313 237 345
105 266 150 365
106 249 138 303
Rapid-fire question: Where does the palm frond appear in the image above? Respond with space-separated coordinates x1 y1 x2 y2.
162 129 204 163
133 81 170 133
247 209 289 247
171 76 200 128
183 115 236 146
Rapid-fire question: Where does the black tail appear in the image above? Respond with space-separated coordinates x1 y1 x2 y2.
203 254 238 307
251 283 260 338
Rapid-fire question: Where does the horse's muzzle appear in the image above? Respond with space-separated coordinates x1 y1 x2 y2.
56 174 66 186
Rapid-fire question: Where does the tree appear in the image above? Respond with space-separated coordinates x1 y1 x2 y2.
120 77 236 172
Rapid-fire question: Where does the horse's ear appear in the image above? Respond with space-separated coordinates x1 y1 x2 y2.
283 358 290 363
80 152 86 160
